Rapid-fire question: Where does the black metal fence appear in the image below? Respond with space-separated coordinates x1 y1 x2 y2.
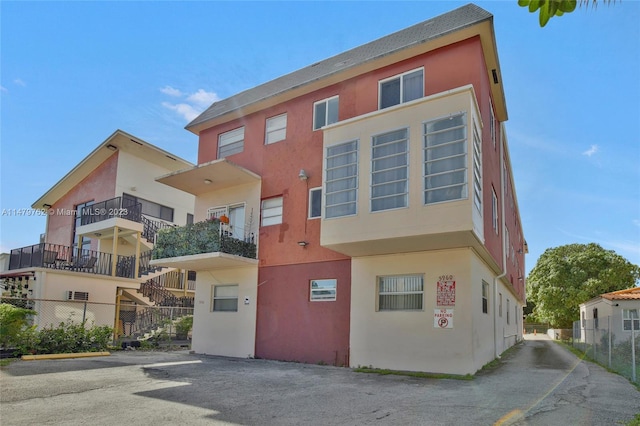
80 197 142 225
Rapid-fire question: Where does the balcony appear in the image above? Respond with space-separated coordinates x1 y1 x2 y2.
76 196 174 244
7 242 142 279
150 218 258 271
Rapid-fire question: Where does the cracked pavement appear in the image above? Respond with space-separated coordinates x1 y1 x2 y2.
0 335 638 425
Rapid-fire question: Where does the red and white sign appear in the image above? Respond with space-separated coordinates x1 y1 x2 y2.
434 309 454 328
437 275 456 306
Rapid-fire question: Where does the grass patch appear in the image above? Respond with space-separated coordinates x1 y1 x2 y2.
626 413 640 426
0 358 18 367
353 366 473 381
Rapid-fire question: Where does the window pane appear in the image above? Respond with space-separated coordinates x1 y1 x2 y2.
325 141 358 218
266 114 287 144
402 69 423 102
310 279 337 301
380 78 400 109
327 98 339 125
314 102 326 130
213 299 238 312
424 113 468 205
261 197 283 226
372 129 408 211
309 188 322 218
378 275 423 311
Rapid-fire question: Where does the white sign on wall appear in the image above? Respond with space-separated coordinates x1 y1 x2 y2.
434 309 454 329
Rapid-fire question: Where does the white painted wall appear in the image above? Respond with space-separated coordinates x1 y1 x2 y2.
115 150 195 226
191 266 258 358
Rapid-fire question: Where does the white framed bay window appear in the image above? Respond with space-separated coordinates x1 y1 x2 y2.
218 127 244 158
325 140 358 219
379 68 424 109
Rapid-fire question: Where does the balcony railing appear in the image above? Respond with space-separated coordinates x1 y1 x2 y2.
80 197 142 225
8 242 137 279
152 218 257 260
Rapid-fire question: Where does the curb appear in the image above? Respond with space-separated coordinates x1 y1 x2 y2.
21 352 111 361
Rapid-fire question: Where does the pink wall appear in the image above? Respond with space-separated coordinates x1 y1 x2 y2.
255 259 351 365
46 152 118 249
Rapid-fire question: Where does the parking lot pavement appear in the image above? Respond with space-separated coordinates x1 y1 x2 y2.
1 340 639 426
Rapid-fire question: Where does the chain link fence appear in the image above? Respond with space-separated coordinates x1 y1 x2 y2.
1 296 193 342
572 315 640 384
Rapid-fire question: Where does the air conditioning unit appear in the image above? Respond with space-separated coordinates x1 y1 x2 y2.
66 291 89 301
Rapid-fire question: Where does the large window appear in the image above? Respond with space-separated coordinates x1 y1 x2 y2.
218 127 244 158
325 141 358 218
261 197 283 226
313 96 339 130
309 187 322 219
379 68 424 109
423 113 467 204
371 128 408 212
265 113 287 144
623 309 639 331
378 274 423 311
310 279 337 301
482 281 489 314
123 193 174 222
212 285 238 312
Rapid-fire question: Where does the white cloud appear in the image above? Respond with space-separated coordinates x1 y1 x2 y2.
186 89 220 107
0 85 7 93
161 101 201 122
160 85 183 97
161 87 219 122
582 144 599 157
14 78 26 86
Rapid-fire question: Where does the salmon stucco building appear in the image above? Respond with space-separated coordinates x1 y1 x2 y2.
152 3 527 375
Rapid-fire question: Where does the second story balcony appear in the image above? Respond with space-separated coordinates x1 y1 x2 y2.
150 218 258 271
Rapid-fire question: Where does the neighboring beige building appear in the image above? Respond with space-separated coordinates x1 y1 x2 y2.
2 130 196 337
580 287 640 345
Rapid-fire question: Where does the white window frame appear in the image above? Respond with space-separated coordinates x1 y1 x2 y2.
423 112 468 205
325 140 358 219
261 197 283 227
371 128 409 212
310 279 337 302
377 274 424 312
218 127 245 158
265 113 287 144
212 284 238 312
623 309 639 331
378 67 424 110
313 96 339 130
308 187 322 219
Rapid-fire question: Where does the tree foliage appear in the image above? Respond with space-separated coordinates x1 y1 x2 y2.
518 0 613 27
526 243 640 328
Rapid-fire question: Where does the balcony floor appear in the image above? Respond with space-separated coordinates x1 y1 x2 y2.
150 252 258 271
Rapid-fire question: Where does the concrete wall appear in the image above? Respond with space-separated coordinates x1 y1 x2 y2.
191 266 258 358
255 259 351 366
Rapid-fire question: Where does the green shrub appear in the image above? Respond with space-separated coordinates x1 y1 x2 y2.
0 303 36 349
14 321 113 355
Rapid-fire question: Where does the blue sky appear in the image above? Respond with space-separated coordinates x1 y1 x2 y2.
1 1 639 275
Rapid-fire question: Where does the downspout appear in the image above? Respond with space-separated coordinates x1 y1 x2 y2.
493 123 507 359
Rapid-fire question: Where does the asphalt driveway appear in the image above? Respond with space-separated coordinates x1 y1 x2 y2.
1 335 638 425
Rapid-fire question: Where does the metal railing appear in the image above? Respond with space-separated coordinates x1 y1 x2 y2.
8 242 136 279
141 215 173 243
80 197 142 225
139 277 194 308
